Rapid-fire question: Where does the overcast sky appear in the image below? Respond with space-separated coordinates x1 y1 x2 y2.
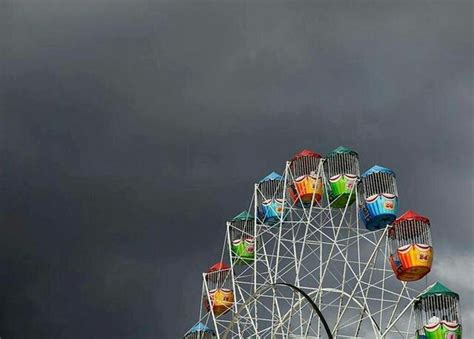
1 0 473 338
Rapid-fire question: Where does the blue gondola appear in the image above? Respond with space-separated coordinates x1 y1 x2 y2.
358 165 399 231
257 172 285 226
184 322 216 338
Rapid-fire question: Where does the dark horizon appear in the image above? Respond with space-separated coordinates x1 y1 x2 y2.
1 0 473 338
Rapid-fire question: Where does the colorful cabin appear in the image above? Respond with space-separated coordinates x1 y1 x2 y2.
229 211 255 264
204 263 234 316
288 150 324 206
414 282 462 339
358 165 399 231
257 172 285 225
388 210 433 281
184 322 216 339
324 146 360 208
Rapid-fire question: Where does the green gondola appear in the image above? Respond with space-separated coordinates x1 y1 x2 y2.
414 282 462 339
325 146 360 208
229 211 255 265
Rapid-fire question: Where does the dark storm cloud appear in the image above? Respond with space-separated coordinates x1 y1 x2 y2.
1 0 472 338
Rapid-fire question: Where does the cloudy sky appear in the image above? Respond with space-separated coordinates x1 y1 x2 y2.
1 0 472 338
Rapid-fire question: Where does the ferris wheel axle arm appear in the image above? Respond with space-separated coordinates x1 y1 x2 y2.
273 282 334 339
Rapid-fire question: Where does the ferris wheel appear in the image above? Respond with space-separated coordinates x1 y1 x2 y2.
183 147 463 339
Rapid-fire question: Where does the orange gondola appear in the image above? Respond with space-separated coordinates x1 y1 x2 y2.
203 263 234 316
288 150 323 206
388 210 433 281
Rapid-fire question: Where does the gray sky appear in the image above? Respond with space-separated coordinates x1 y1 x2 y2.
1 0 473 338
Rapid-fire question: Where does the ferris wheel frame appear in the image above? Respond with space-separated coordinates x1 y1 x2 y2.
194 153 433 339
